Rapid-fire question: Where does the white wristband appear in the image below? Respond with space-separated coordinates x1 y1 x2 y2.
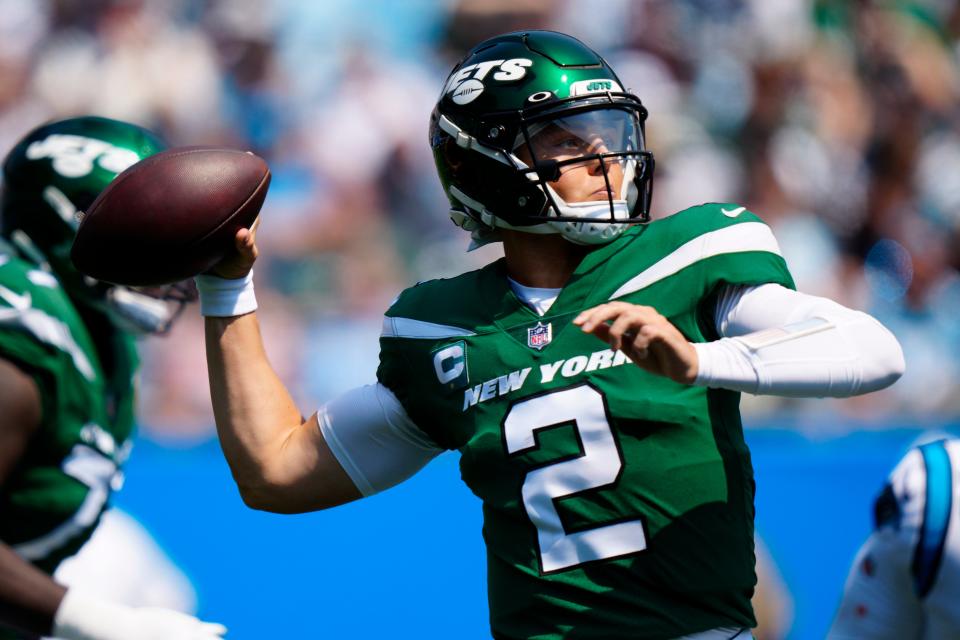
195 270 257 317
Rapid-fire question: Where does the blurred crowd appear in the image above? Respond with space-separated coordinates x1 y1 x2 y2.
1 0 958 439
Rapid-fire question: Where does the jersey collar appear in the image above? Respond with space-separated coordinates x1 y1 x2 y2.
487 225 647 342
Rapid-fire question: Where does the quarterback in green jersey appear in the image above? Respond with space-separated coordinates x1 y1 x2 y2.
199 32 904 639
0 118 225 640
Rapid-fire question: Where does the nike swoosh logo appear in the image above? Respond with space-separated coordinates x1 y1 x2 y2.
721 206 746 218
0 285 31 311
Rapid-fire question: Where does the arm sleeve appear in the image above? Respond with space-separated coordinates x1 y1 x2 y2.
693 283 905 397
316 383 445 497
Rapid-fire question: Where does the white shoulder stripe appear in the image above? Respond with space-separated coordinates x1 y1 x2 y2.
611 222 783 299
381 316 476 339
0 294 95 381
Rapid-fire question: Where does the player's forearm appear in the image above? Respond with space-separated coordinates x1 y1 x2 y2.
204 312 305 498
696 298 905 397
0 541 65 636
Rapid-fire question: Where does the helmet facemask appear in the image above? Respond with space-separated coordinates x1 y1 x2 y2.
102 281 197 335
511 105 653 244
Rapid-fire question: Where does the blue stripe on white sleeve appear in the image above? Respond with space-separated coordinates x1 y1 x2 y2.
912 440 953 598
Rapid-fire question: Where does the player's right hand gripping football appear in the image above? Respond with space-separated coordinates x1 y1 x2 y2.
53 589 227 639
208 217 260 280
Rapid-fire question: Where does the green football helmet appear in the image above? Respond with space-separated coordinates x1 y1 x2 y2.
1 116 194 333
429 30 655 246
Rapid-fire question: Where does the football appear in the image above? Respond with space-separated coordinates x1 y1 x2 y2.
71 146 270 286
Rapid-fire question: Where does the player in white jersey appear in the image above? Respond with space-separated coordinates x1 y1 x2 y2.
829 437 960 639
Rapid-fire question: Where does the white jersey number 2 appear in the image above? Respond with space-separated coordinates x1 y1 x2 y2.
503 384 647 573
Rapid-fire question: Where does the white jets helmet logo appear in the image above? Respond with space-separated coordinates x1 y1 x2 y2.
25 134 140 179
452 79 485 105
444 58 533 105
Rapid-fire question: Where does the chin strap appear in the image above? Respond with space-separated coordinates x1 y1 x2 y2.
449 186 555 235
448 185 629 249
448 186 561 251
466 225 501 252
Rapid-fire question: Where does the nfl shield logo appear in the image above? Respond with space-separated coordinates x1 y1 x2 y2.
527 322 553 350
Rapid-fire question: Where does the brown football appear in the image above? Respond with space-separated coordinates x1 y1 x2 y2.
71 146 270 286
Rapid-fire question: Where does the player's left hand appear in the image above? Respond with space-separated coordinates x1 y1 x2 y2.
574 302 699 384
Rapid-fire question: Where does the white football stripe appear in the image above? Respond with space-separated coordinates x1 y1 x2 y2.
381 316 476 339
611 222 782 299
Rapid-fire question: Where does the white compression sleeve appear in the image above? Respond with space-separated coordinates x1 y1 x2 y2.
317 383 444 496
693 283 905 397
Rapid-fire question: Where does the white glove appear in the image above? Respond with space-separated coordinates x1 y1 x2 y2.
52 589 227 640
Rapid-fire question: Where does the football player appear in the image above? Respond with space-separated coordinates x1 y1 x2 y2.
828 436 960 639
199 32 905 639
0 118 226 639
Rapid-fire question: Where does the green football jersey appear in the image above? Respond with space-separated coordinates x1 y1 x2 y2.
378 204 795 639
0 249 137 575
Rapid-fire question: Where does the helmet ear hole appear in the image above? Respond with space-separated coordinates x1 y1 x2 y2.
440 137 464 171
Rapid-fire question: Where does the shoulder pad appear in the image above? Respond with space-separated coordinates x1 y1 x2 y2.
669 201 768 229
382 264 499 337
0 257 95 381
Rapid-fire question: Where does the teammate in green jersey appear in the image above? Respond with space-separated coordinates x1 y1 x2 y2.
198 32 905 639
0 117 226 640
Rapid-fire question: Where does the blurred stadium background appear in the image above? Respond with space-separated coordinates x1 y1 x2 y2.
3 0 959 638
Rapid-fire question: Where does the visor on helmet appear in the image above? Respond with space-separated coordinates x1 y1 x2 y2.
519 108 642 167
